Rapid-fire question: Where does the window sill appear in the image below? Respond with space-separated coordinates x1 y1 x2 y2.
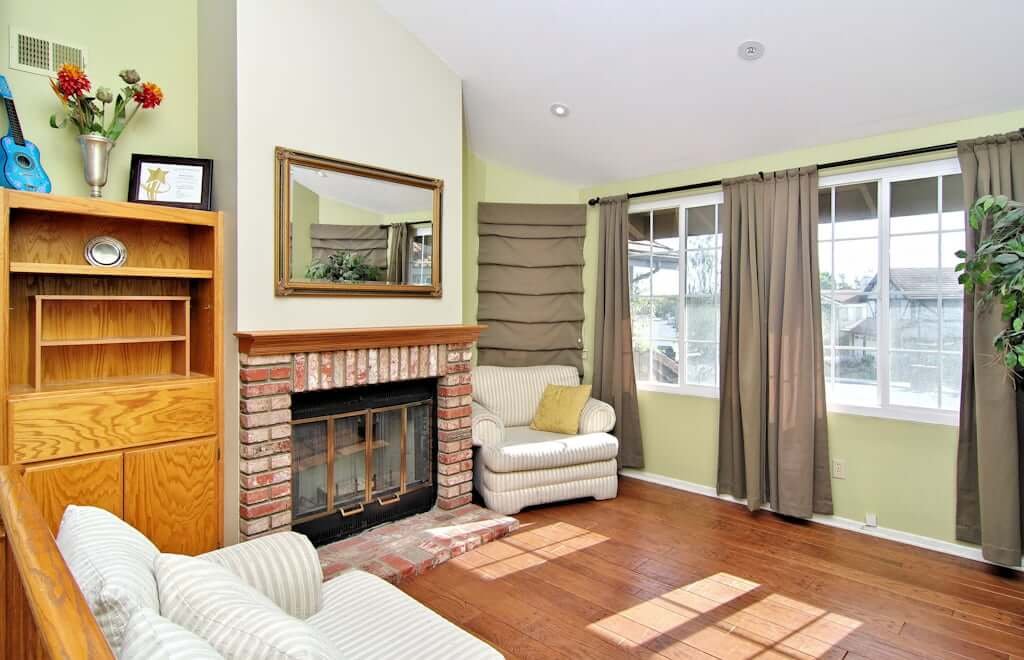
637 383 959 426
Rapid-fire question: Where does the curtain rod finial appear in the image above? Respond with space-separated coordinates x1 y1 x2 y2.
588 197 600 206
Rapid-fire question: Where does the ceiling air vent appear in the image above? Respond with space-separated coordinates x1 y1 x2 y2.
9 27 87 77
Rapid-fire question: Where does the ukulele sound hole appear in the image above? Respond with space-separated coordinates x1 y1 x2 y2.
15 153 32 169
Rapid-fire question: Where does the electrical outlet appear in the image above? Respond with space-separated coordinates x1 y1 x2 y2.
865 512 878 527
831 459 846 480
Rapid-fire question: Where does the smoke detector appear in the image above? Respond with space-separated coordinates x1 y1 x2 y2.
737 41 765 62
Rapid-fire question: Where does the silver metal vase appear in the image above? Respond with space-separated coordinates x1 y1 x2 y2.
78 134 114 198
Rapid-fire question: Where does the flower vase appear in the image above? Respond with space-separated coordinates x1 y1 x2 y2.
78 134 114 198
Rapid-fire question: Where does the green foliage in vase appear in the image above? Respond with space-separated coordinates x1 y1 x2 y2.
957 194 1024 378
305 251 383 283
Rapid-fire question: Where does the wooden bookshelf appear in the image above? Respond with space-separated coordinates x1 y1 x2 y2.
0 190 223 557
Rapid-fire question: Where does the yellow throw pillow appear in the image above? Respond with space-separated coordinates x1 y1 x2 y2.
530 384 592 434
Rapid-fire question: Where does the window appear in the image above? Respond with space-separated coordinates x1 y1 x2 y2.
629 193 723 394
406 224 432 285
819 158 963 421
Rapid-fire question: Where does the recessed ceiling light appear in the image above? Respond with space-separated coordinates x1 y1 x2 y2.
550 103 570 118
317 170 328 177
738 41 765 61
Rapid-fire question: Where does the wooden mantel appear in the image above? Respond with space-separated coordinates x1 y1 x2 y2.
235 324 486 356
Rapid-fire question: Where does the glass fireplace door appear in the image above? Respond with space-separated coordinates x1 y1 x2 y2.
333 414 367 513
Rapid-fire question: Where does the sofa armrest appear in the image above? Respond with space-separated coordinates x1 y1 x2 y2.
472 401 504 448
579 398 616 434
199 531 323 619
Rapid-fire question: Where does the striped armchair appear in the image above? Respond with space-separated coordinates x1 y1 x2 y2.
471 365 619 515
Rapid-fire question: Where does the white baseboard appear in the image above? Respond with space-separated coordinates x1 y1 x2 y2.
619 468 1022 571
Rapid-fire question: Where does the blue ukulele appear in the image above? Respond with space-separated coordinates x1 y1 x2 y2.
0 75 51 193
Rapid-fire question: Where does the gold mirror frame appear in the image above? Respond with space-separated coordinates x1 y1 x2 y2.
275 147 443 297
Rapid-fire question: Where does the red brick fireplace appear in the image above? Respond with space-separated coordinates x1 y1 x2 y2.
234 325 484 541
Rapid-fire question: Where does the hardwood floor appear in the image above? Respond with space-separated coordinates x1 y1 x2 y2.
400 477 1024 660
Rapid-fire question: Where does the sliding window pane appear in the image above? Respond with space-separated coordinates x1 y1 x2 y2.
833 238 878 347
834 348 877 406
891 177 938 234
651 251 679 296
940 353 962 411
890 351 939 409
633 344 651 382
890 234 940 350
652 341 679 385
834 182 878 239
941 174 965 231
818 188 833 240
941 298 963 351
686 205 717 250
685 342 717 387
650 296 679 340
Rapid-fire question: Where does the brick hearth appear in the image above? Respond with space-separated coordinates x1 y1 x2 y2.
237 340 477 540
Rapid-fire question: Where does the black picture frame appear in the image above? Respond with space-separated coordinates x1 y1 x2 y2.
127 153 214 211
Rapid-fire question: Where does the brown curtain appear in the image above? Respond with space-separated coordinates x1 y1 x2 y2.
477 202 586 371
594 195 644 468
309 224 388 269
386 223 408 283
717 167 832 517
956 131 1024 567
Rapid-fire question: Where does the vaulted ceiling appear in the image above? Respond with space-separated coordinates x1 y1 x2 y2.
378 0 1024 186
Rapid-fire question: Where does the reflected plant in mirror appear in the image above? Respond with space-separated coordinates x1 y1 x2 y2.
276 148 443 296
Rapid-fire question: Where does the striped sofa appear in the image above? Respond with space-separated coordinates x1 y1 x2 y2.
56 505 501 659
472 365 620 515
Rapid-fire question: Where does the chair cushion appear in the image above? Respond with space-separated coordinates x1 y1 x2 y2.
481 429 619 472
309 570 502 659
478 458 618 492
120 607 221 660
56 505 160 654
530 384 591 434
156 553 340 660
473 365 579 426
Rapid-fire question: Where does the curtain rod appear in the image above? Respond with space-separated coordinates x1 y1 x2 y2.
585 135 1020 207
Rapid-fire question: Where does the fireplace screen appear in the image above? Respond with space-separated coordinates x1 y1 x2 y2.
291 384 435 533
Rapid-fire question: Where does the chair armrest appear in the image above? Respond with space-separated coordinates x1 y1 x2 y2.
579 398 616 434
472 401 505 448
199 531 322 619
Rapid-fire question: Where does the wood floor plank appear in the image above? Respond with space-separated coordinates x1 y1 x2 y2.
399 478 1023 659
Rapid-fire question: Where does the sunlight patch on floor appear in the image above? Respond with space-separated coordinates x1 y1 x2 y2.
447 523 609 579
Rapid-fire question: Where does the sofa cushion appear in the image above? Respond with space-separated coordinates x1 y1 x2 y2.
56 505 160 653
120 607 221 660
478 458 617 492
199 531 322 619
156 553 340 660
481 429 619 472
309 570 501 659
473 365 579 426
530 384 591 434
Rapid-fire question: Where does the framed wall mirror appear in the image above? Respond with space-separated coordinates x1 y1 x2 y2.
275 147 443 296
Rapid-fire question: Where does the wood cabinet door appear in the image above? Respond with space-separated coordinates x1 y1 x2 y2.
23 454 124 534
124 436 220 555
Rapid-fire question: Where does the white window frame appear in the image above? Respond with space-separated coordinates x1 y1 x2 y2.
628 158 964 427
819 157 962 426
630 191 723 398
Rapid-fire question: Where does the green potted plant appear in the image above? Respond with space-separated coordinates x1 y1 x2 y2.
957 194 1024 375
305 251 383 283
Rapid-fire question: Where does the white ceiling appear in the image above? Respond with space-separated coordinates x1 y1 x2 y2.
292 165 433 214
377 0 1024 186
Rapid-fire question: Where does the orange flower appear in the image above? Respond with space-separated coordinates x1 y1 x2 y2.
133 82 164 109
56 63 90 98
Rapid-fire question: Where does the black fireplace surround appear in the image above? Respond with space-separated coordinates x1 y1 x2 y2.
290 378 437 546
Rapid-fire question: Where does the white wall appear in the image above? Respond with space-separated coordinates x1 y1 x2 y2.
234 1 463 330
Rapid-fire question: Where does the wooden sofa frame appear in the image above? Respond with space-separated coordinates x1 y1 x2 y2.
0 465 114 659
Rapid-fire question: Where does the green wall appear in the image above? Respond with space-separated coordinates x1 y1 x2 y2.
0 0 198 200
290 182 318 278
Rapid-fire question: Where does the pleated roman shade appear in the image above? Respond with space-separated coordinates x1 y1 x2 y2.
477 202 586 371
310 224 388 269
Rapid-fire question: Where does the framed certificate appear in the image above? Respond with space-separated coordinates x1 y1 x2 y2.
128 154 214 210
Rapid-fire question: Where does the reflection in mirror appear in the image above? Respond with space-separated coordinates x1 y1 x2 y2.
290 165 434 286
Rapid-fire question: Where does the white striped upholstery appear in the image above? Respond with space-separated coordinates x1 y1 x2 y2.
120 607 221 659
479 459 617 492
475 473 618 515
200 531 322 619
473 365 580 426
156 553 340 660
481 430 618 472
56 505 160 654
471 401 504 448
309 570 502 659
579 398 616 433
